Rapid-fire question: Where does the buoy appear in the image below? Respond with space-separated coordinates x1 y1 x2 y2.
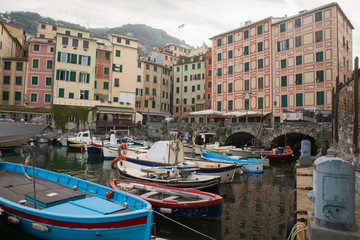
7 216 20 224
32 223 49 231
159 208 172 214
111 156 126 169
106 191 113 199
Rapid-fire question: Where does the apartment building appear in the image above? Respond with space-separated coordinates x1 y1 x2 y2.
136 58 172 122
37 22 57 39
211 17 275 119
272 3 353 121
165 44 190 58
53 26 96 105
0 21 27 107
26 37 56 108
205 48 212 110
173 55 206 122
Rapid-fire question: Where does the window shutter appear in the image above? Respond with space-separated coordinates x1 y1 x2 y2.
277 42 280 52
88 56 91 66
57 52 61 62
84 90 89 100
112 64 115 71
67 53 70 63
66 71 69 81
56 70 60 80
79 54 82 64
79 72 81 82
86 73 90 83
120 65 123 72
286 39 289 50
70 71 76 82
71 54 77 64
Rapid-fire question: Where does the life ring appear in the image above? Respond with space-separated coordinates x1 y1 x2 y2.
111 155 126 169
283 146 292 154
117 143 128 156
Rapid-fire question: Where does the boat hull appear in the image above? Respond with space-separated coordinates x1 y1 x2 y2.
110 179 223 219
0 162 153 240
229 148 262 158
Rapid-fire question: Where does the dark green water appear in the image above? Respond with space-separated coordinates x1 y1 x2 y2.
0 144 296 240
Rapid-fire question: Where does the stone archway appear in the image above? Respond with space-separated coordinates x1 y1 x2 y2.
270 133 316 156
225 132 258 148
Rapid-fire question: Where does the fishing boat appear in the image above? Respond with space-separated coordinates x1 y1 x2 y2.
67 130 92 150
116 139 238 183
0 161 153 240
113 158 220 192
110 178 223 219
201 150 264 174
0 122 48 150
261 146 293 160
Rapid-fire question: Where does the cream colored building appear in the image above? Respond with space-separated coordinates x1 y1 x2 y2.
37 22 57 39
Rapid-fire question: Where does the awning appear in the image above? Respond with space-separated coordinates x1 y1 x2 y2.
97 106 136 114
139 111 171 117
189 109 223 116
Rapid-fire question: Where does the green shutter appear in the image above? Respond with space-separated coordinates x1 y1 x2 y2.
78 55 82 64
277 42 280 52
57 52 61 62
67 53 70 63
79 72 82 82
84 90 89 100
70 71 76 82
112 64 115 71
71 54 77 64
120 65 123 72
86 73 90 83
286 39 289 49
88 56 91 66
56 70 60 80
66 71 69 81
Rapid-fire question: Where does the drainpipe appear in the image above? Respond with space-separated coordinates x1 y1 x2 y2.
352 57 359 153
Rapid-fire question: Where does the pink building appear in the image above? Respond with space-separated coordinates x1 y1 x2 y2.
272 3 353 121
26 37 56 108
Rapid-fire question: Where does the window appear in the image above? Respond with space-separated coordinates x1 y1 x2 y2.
258 77 264 89
15 76 22 85
295 36 301 47
126 39 130 45
31 59 39 69
197 63 201 69
192 64 195 69
33 44 40 51
296 74 302 85
217 84 222 94
296 55 302 66
83 41 89 48
245 79 249 91
217 68 222 76
4 61 11 70
197 84 201 90
192 86 195 92
208 70 212 77
244 46 249 55
258 59 263 69
244 62 249 72
316 52 323 62
184 86 188 92
258 97 264 109
52 26 57 31
244 30 249 39
78 33 83 37
315 30 323 42
14 91 21 101
217 101 222 111
59 88 64 98
217 53 222 61
315 11 322 22
257 25 263 35
57 70 68 81
117 37 121 43
102 81 109 90
30 93 37 102
62 37 68 45
244 99 249 110
228 35 233 44
2 91 9 101
228 65 233 75
281 76 287 87
113 97 118 102
258 42 263 52
46 77 52 86
281 95 287 107
280 23 286 33
68 93 74 99
72 39 78 47
317 91 324 105
46 60 53 69
59 52 67 63
116 50 121 57
316 70 324 83
228 100 233 111
81 56 89 66
281 59 286 69
153 76 157 83
32 76 39 85
41 24 46 29
294 18 301 28
65 30 70 35
154 66 157 72
228 83 233 93
208 81 212 88
79 72 89 83
296 93 303 107
3 76 10 84
228 50 233 59
217 38 222 47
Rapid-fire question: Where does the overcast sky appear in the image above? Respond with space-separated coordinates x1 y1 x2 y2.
1 0 359 60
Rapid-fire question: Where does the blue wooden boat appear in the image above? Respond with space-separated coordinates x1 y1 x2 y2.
0 162 153 240
201 150 264 174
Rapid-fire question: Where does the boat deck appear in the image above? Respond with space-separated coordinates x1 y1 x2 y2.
0 170 133 214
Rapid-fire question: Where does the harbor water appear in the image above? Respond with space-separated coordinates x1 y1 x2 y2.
0 144 296 240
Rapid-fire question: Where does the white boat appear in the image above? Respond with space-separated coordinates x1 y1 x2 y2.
230 147 264 158
0 121 48 149
206 142 236 154
67 130 93 150
115 138 238 183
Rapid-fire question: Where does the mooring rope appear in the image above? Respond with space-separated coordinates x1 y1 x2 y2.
153 211 216 240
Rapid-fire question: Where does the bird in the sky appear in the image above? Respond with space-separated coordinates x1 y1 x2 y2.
178 24 185 28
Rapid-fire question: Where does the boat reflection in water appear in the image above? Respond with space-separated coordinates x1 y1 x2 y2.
0 145 296 240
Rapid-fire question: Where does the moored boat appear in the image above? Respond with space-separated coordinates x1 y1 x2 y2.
0 161 153 240
110 178 223 219
67 130 92 150
261 146 293 160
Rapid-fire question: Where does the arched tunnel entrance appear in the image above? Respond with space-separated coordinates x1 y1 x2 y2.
225 132 257 148
270 133 317 156
225 132 317 156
